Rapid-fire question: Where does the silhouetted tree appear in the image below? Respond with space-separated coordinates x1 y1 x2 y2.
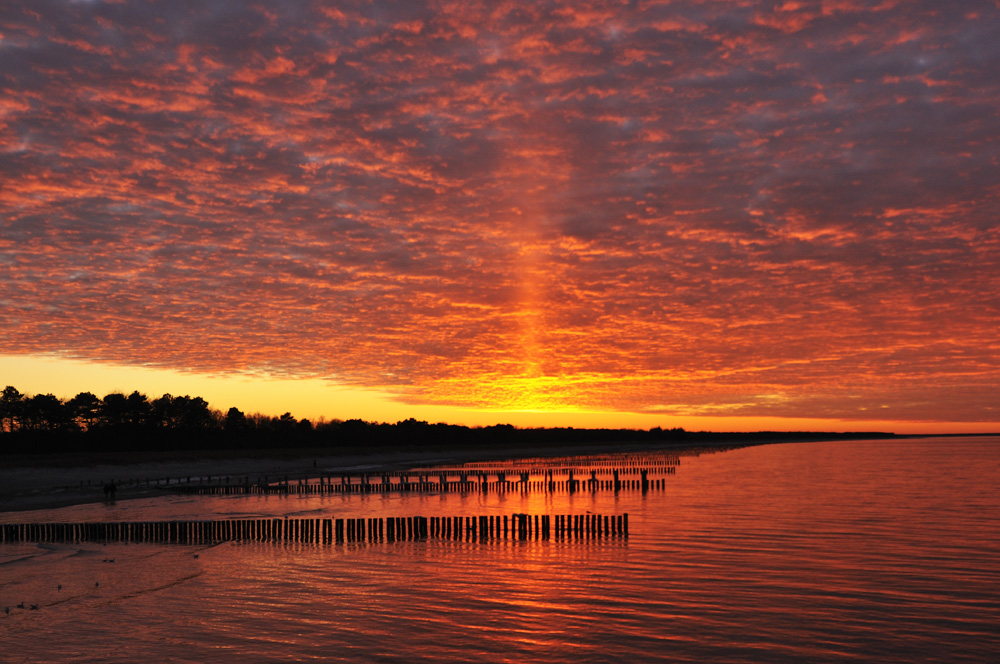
68 392 101 431
172 395 214 430
275 412 298 439
0 386 23 433
98 393 128 429
24 393 74 431
224 406 249 433
124 391 151 427
149 394 176 429
247 412 273 431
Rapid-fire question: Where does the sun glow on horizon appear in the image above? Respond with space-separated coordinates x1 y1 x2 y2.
3 354 998 436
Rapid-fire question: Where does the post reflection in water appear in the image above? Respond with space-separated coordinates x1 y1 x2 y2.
1 438 998 663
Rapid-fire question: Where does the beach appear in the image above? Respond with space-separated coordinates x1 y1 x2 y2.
0 448 465 514
0 441 674 514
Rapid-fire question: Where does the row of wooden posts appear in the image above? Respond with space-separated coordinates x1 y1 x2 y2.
385 462 680 475
0 514 626 544
169 470 675 496
86 465 675 494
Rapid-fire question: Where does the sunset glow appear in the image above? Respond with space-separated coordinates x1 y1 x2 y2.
2 1 998 432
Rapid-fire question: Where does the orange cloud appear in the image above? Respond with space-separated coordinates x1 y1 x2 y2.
1 0 998 428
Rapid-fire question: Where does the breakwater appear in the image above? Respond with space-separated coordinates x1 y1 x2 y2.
164 467 674 496
1 513 627 544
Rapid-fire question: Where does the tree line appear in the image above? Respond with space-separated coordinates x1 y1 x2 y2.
1 386 222 434
0 384 695 455
0 385 312 452
0 384 893 456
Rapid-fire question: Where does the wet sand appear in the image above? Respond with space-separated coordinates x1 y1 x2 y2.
0 441 663 514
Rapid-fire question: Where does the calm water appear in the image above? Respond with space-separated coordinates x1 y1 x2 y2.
2 438 998 663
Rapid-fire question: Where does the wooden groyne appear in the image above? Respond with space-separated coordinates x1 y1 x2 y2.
70 460 683 500
165 468 674 496
0 513 627 545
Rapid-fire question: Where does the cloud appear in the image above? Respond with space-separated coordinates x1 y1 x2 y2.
1 0 998 422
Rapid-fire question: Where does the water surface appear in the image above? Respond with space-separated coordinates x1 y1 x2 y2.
2 437 998 662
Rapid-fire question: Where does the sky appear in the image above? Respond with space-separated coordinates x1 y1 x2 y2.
2 0 999 434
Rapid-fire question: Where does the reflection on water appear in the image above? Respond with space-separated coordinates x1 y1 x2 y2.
2 438 999 663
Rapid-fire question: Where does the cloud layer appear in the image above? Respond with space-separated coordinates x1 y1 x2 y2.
2 0 999 422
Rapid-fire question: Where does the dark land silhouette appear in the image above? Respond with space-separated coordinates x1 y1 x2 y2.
0 384 896 457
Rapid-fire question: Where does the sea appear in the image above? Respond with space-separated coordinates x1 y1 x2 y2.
1 437 998 663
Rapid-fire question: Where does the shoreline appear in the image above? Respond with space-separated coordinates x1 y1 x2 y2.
0 433 944 516
0 440 696 515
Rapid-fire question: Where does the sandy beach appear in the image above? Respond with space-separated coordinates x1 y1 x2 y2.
0 441 669 514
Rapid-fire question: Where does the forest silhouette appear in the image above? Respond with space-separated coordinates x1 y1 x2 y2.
0 385 894 455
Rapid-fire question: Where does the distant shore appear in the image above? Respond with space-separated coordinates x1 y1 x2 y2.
0 433 916 515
